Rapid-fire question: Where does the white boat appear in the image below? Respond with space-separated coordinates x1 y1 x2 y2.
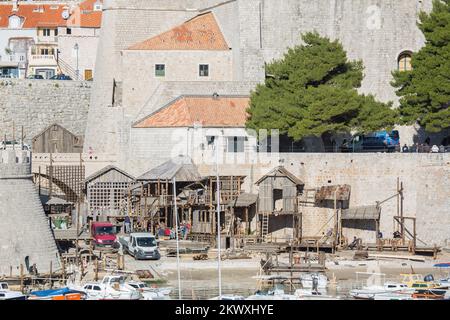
210 295 246 300
78 276 141 300
294 289 341 300
0 282 26 300
126 281 172 300
299 273 328 289
350 282 415 300
246 287 299 300
373 293 414 300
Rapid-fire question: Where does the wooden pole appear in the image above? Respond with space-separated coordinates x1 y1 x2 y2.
49 152 53 199
20 264 24 293
62 257 66 281
49 261 53 288
76 201 80 266
38 166 41 196
400 181 405 244
9 265 12 278
94 258 98 281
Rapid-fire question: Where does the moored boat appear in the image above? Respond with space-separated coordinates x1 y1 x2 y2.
0 282 26 300
28 287 87 300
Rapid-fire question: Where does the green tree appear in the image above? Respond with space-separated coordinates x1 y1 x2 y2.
392 0 450 132
246 32 397 142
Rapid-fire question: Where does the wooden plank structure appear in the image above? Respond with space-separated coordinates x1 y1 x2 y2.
31 123 83 154
127 155 246 247
255 166 304 243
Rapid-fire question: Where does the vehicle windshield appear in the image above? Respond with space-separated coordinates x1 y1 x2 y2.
137 237 157 247
95 226 115 235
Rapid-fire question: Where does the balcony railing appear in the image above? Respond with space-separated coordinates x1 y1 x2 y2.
28 54 57 67
37 36 58 44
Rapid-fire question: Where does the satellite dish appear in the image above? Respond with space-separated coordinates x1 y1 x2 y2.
62 10 70 20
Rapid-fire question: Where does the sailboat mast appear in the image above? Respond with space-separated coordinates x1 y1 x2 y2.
173 177 182 300
216 138 222 298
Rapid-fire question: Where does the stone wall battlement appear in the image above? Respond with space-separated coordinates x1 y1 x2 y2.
0 150 31 178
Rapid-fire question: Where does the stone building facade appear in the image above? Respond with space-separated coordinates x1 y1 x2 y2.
84 0 436 169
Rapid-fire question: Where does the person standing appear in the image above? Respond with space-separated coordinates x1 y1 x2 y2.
124 215 131 234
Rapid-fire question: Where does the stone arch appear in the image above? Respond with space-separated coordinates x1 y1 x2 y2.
33 172 81 203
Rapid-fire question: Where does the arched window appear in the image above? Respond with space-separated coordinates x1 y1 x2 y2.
398 52 412 72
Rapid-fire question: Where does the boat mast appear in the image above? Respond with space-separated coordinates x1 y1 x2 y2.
173 177 182 300
216 137 223 298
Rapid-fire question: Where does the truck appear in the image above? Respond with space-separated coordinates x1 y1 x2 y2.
119 233 161 261
91 222 119 250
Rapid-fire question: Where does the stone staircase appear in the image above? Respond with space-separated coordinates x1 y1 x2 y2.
0 178 60 276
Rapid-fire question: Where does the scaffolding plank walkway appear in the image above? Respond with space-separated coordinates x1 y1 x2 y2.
53 229 90 241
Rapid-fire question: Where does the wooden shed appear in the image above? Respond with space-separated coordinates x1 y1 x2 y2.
255 166 304 214
84 165 135 219
255 166 304 242
32 123 83 153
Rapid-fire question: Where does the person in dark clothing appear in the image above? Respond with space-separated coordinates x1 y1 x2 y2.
349 236 359 250
402 144 409 153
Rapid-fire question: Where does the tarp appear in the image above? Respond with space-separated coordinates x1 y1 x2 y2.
30 287 85 297
342 205 380 220
434 263 450 268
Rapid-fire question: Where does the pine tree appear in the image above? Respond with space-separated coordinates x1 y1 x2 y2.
247 32 397 142
392 0 450 132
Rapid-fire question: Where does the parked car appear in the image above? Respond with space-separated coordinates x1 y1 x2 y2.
340 130 400 153
27 74 44 80
50 74 72 80
119 233 160 260
90 222 118 250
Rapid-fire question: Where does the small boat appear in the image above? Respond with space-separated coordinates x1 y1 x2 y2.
401 273 442 289
246 286 299 300
126 281 172 300
373 293 414 300
412 287 450 300
209 295 246 300
434 263 450 286
28 287 87 300
79 276 141 300
0 282 26 300
350 282 414 300
299 273 328 289
294 289 340 300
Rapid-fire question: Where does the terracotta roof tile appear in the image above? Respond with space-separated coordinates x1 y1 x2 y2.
0 1 102 29
67 0 102 28
128 12 229 51
134 96 250 128
0 4 67 28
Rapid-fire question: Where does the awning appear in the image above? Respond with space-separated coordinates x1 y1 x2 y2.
342 205 380 220
46 197 72 205
231 193 258 207
0 61 19 68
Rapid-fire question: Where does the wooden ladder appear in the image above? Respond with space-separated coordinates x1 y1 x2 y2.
261 212 270 241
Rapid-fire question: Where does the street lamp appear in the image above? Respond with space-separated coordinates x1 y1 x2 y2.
74 43 79 80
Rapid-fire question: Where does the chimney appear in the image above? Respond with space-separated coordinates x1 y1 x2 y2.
12 0 19 12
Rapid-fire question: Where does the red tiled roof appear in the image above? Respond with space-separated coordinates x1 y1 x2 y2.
0 1 102 29
0 4 67 28
67 0 102 28
128 12 229 51
134 96 250 128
